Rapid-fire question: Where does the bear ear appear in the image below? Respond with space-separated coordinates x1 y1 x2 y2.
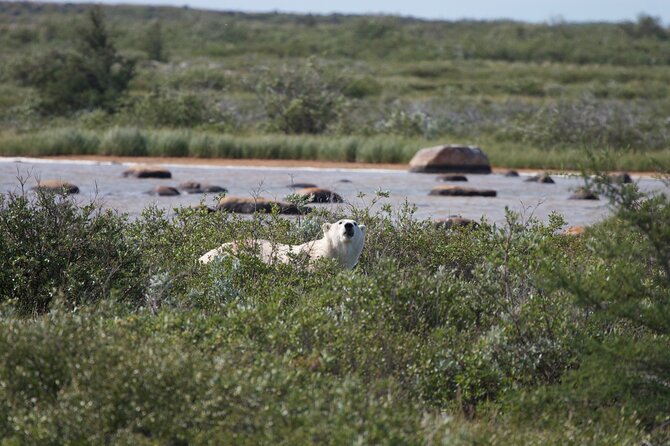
359 224 366 234
322 222 332 233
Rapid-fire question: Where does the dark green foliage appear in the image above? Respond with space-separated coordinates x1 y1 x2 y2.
0 187 144 315
12 6 135 114
255 61 346 134
142 19 166 62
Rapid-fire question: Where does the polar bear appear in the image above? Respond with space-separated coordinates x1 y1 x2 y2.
199 219 366 269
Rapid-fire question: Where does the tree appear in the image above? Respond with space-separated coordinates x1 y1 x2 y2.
142 20 167 62
18 6 135 114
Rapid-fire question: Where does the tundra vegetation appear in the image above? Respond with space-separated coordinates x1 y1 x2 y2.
0 166 668 444
0 3 669 169
0 3 669 444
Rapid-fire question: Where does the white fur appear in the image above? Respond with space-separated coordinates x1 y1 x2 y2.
199 219 366 269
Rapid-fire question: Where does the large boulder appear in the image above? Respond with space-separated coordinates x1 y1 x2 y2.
216 197 309 215
429 185 497 197
33 180 79 194
122 166 172 179
293 187 343 203
409 144 491 173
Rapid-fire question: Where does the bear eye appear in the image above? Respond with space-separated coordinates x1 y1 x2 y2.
354 222 357 226
339 221 342 225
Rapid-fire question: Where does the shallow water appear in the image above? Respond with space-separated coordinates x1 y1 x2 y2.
1 157 667 227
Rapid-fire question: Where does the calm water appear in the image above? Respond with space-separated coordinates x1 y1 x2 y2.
1 157 667 227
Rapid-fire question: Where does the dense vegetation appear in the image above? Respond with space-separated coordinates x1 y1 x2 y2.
0 2 669 169
0 167 668 443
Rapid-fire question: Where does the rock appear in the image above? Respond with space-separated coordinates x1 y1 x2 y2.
33 180 79 194
569 188 599 200
434 217 479 229
563 226 586 236
216 197 309 215
409 144 491 173
608 172 633 184
338 179 352 183
525 173 555 184
148 186 180 196
122 166 172 179
286 182 318 188
178 181 227 194
429 185 497 197
436 174 468 182
293 187 344 203
504 170 520 177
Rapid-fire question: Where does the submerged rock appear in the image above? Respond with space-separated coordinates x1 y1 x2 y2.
525 173 555 184
436 174 468 182
122 166 172 179
179 181 227 194
569 188 599 200
429 185 497 197
33 180 79 194
434 217 479 229
148 186 180 196
217 197 309 215
504 170 520 177
293 187 343 203
286 182 318 189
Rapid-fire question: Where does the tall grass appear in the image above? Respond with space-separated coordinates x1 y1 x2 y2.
1 128 668 171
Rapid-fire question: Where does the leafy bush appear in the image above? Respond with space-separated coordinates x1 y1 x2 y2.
0 188 144 315
255 61 347 134
124 88 221 128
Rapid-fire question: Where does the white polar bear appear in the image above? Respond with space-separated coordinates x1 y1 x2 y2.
199 219 366 269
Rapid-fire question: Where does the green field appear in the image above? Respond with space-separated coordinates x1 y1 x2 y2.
0 2 669 169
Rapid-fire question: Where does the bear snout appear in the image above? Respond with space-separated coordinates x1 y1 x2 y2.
344 222 355 236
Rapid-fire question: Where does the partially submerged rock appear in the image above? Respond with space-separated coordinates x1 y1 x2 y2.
286 182 318 189
434 217 479 229
293 187 344 203
148 186 180 196
179 181 227 194
608 172 633 184
569 188 599 200
122 166 172 179
429 185 497 197
33 180 79 194
217 197 308 215
436 174 468 182
525 173 555 184
504 170 520 177
409 144 491 174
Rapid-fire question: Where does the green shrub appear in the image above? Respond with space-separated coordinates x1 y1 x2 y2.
125 89 220 128
0 190 144 315
255 61 346 134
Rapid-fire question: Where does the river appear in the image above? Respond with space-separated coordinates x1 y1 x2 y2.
1 157 667 227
